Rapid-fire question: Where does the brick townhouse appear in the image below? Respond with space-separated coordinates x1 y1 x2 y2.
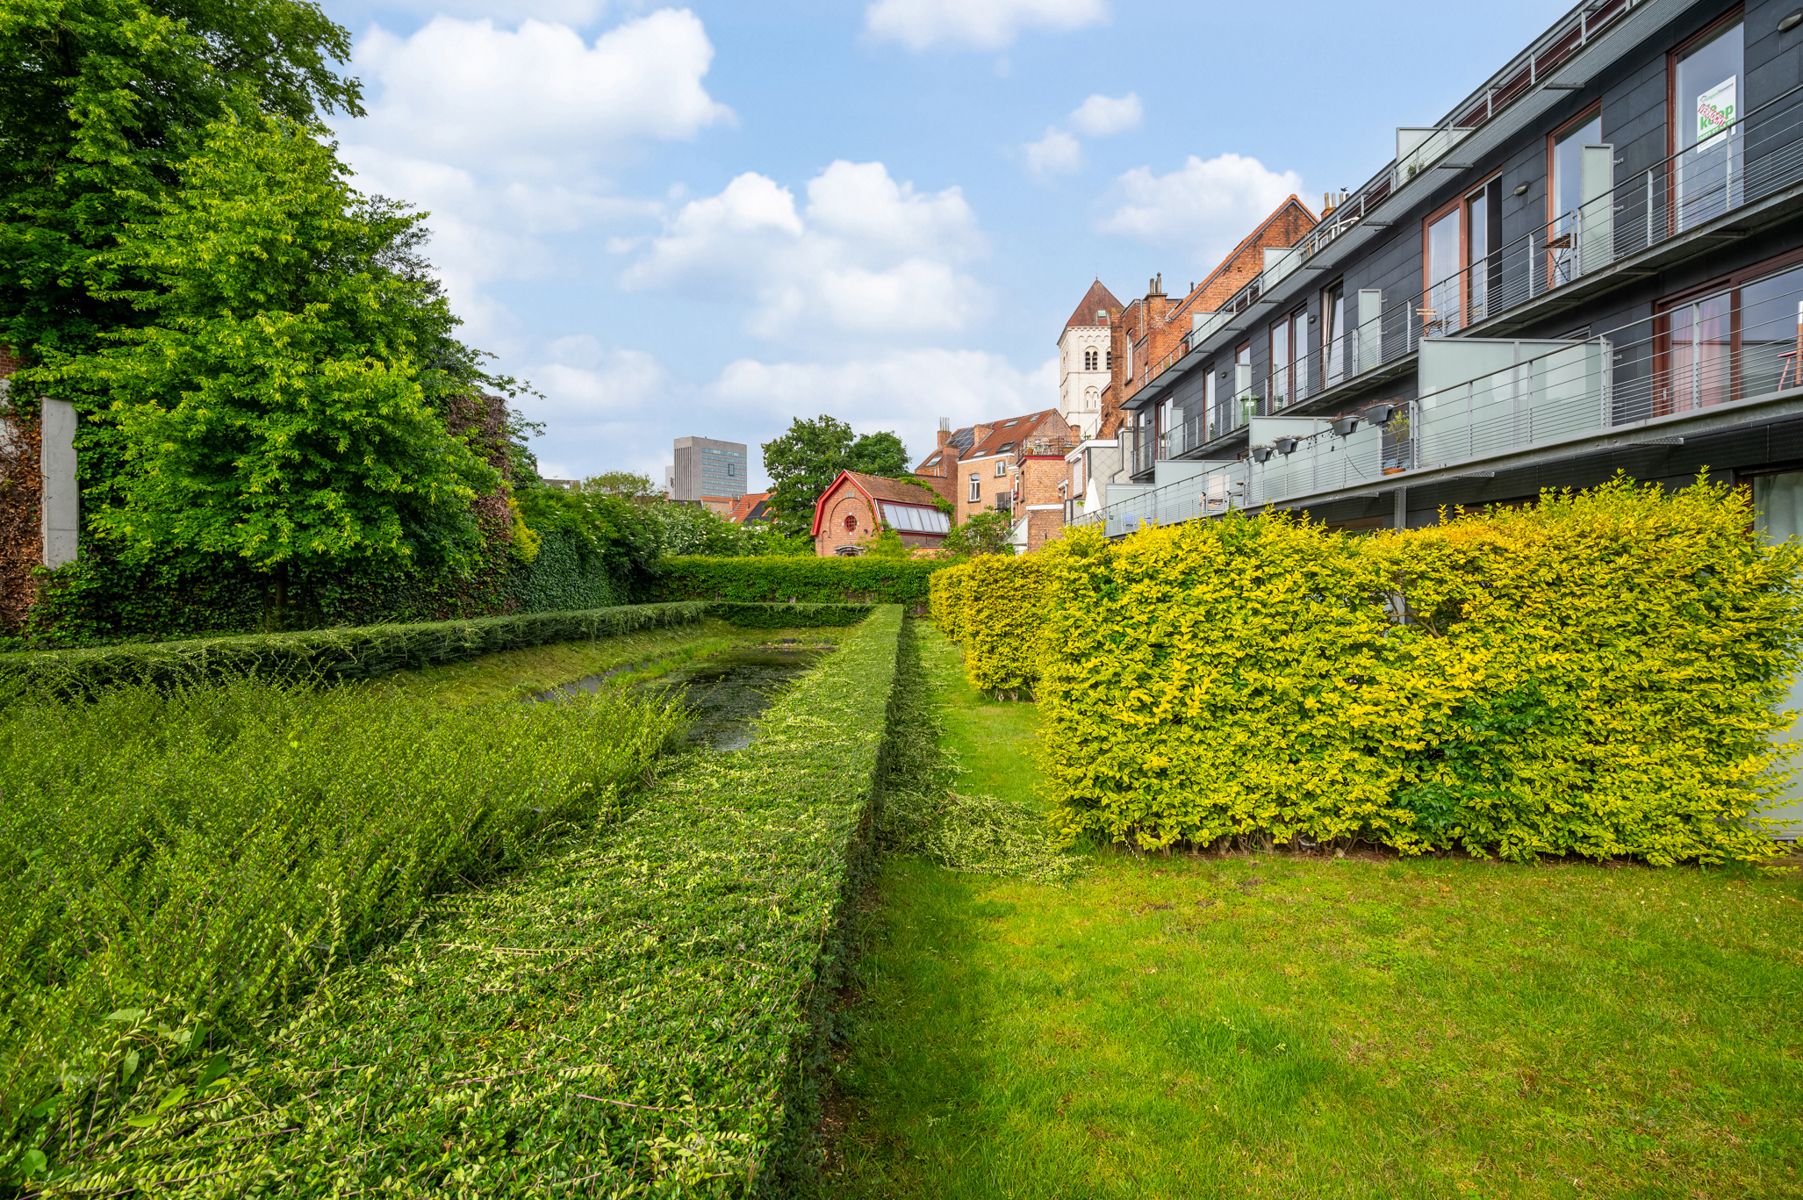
1057 196 1320 528
912 408 1077 550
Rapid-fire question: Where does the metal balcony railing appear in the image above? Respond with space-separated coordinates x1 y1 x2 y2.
1083 265 1803 533
1135 77 1803 425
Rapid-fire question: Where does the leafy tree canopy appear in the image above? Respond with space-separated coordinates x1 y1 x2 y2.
581 471 660 501
944 511 1017 558
762 414 913 539
0 0 362 359
28 115 505 618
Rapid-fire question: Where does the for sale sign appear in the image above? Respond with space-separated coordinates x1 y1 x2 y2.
1698 76 1737 150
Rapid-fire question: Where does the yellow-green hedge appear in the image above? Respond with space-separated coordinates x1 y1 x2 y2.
957 554 1052 697
928 561 970 643
1040 479 1803 865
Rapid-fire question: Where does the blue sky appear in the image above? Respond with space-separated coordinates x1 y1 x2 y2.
317 0 1572 487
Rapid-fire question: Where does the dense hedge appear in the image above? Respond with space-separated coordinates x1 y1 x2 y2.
938 555 1049 697
58 607 911 1194
648 555 942 606
1034 480 1803 864
927 560 968 642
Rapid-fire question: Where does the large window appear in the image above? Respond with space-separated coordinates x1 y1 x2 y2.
968 474 981 503
1672 17 1744 232
1323 283 1346 387
1268 308 1306 406
1657 260 1803 415
1425 177 1504 332
1549 111 1602 288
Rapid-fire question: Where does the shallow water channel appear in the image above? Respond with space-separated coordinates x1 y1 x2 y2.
532 641 830 750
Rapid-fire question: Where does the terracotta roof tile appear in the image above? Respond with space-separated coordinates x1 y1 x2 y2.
1065 279 1124 330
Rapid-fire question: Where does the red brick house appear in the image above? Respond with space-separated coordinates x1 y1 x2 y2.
912 408 1077 552
811 470 950 556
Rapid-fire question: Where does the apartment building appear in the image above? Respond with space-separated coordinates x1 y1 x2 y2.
1074 0 1803 829
1082 0 1803 540
670 436 748 515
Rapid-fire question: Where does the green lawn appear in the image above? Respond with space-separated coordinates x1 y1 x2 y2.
822 628 1803 1200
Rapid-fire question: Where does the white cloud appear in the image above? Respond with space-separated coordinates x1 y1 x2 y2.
353 10 732 176
1070 91 1141 137
1023 127 1082 177
711 350 1058 466
374 0 610 24
337 9 726 350
621 161 988 343
1100 153 1305 265
865 0 1108 50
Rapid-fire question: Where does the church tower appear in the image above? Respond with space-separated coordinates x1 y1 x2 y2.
1057 278 1122 440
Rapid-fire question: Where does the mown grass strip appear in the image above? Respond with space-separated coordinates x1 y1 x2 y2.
31 607 909 1197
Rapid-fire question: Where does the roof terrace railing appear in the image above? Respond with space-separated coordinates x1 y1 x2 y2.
1083 264 1803 532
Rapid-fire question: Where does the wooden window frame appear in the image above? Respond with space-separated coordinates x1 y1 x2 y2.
1321 281 1346 385
1665 7 1745 236
1543 104 1601 290
1653 246 1803 415
1420 171 1502 333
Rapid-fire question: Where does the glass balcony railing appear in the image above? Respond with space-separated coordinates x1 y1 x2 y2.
1132 79 1803 430
1084 265 1803 533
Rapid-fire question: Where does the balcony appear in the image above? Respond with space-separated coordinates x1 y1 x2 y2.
1129 77 1803 432
1082 265 1803 534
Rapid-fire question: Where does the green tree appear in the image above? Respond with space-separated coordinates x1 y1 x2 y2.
29 116 504 626
582 471 659 500
0 0 361 359
762 414 913 538
944 511 1017 558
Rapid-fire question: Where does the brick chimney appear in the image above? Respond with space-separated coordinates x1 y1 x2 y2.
936 416 951 448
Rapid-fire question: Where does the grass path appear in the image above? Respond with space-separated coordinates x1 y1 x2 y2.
821 627 1803 1200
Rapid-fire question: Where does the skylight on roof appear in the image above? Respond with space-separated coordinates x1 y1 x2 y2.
879 503 950 535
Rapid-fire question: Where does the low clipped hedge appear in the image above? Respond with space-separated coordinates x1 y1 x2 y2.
1038 479 1803 864
949 555 1050 698
0 602 873 699
61 607 911 1195
0 602 711 699
647 555 942 606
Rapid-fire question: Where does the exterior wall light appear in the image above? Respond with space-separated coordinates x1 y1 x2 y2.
1781 11 1803 32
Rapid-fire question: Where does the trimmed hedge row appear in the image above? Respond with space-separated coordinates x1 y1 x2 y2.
647 555 942 606
927 559 967 642
0 602 874 699
1033 480 1803 864
63 607 910 1195
930 556 1049 697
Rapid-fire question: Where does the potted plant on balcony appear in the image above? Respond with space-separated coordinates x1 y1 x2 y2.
1381 411 1412 474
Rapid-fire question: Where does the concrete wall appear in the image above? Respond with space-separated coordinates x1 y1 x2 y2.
39 398 77 568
